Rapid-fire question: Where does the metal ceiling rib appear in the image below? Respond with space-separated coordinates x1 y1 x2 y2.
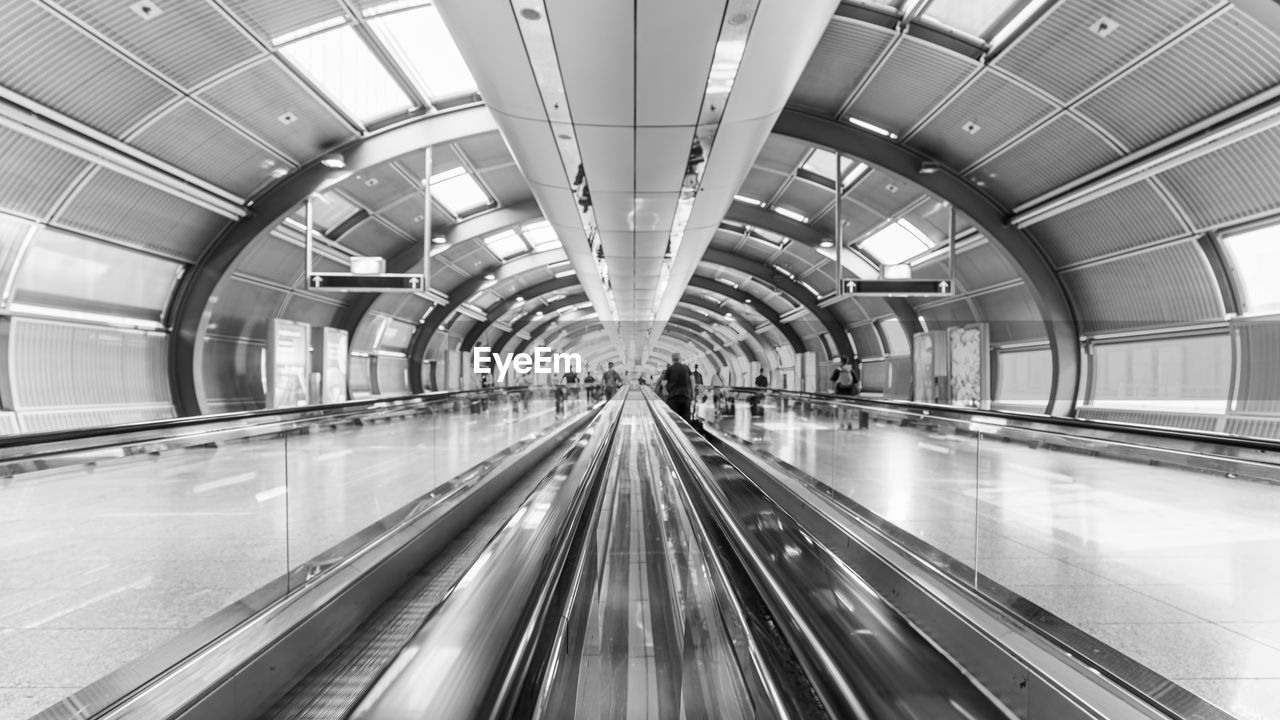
846 34 978 136
1158 124 1280 230
0 126 93 221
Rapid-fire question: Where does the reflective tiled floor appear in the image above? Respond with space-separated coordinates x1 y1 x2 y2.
0 396 565 720
715 401 1280 720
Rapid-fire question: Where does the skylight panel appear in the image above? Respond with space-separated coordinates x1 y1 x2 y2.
922 0 1025 39
367 4 478 102
859 220 932 265
800 149 867 190
1222 223 1280 315
279 25 412 123
485 229 527 260
773 206 808 224
430 166 491 217
521 221 559 251
846 252 880 280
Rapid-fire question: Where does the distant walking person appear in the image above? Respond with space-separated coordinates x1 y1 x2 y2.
658 352 694 422
692 364 704 389
831 356 859 430
602 362 623 400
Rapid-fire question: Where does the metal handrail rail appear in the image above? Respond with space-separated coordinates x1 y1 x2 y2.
645 389 1016 720
0 386 532 461
726 386 1280 460
350 393 624 719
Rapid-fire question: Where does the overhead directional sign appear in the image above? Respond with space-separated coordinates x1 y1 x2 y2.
309 273 424 291
842 278 953 295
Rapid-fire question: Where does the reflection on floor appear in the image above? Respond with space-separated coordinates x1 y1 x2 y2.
715 399 1280 720
0 396 565 720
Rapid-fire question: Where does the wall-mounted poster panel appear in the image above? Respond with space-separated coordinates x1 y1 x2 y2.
948 324 989 409
268 318 311 409
313 326 349 404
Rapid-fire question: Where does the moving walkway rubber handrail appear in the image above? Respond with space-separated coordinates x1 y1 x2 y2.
728 386 1280 458
645 390 1015 720
349 392 625 719
0 386 529 458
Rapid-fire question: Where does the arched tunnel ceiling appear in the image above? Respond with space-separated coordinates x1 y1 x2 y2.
3 0 1280 429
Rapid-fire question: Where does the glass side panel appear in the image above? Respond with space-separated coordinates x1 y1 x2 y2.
279 25 413 123
993 347 1050 409
1222 222 1280 316
1088 334 1230 414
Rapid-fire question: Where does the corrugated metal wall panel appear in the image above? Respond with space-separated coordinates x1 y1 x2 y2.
909 71 1056 171
0 128 94 220
342 218 411 259
205 277 287 340
853 168 924 217
971 285 1047 344
1158 125 1280 229
738 168 788 202
918 298 974 329
53 168 230 261
235 234 305 286
853 296 892 320
129 100 289 197
19 404 173 433
202 336 265 410
852 323 883 358
197 58 354 163
776 180 834 221
1062 240 1222 334
54 0 263 89
377 194 429 239
0 411 20 435
973 113 1121 204
1234 321 1280 415
8 318 171 411
278 293 344 329
755 136 809 174
478 165 535 207
218 0 347 44
0 2 178 137
1029 180 1186 267
1078 9 1280 151
1075 406 1221 432
336 163 419 212
376 356 409 396
991 0 1218 102
790 19 895 116
954 242 1019 290
848 35 977 137
1223 416 1280 440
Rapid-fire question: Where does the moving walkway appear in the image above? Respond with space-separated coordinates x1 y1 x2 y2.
5 387 1233 720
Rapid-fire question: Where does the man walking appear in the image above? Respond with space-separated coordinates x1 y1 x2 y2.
657 352 694 422
602 361 623 400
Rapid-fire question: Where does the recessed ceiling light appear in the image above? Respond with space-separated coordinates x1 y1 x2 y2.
1089 16 1119 38
484 273 495 280
129 0 162 20
364 177 379 187
744 298 752 303
819 240 833 248
885 183 899 193
961 121 981 135
728 12 750 25
277 111 298 125
520 8 542 20
321 153 345 169
431 236 447 244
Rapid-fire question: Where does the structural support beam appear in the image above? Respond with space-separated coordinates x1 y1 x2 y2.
169 106 498 415
775 109 1079 415
702 249 855 361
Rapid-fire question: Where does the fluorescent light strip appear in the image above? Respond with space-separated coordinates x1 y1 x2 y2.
271 16 347 46
848 116 898 140
6 302 165 331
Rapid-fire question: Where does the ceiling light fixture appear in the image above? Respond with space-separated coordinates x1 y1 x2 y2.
321 153 346 169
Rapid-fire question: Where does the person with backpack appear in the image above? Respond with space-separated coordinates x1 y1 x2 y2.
601 362 622 400
831 356 859 429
